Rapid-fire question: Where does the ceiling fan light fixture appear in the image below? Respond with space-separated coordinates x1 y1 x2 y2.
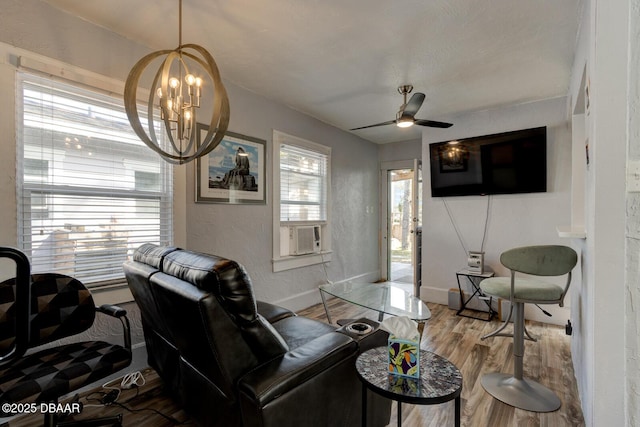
396 117 414 128
349 85 452 131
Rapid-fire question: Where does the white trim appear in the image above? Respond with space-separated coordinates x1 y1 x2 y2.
379 159 418 281
2 41 182 303
275 130 332 155
272 131 282 265
380 160 415 170
272 251 333 272
92 285 134 306
0 41 150 102
422 284 569 325
556 225 587 239
173 164 187 247
271 288 323 313
272 130 332 272
17 55 125 96
16 73 173 289
271 270 380 311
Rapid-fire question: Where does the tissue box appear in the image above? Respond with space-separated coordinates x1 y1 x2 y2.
387 335 420 378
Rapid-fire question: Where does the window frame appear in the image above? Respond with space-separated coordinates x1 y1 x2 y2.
272 130 332 272
16 70 173 295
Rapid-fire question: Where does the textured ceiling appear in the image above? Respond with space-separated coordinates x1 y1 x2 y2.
42 0 582 144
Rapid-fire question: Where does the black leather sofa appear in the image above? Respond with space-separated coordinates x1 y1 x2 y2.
123 244 391 427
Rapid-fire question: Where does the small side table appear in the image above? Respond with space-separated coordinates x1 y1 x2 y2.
356 347 462 427
455 269 497 321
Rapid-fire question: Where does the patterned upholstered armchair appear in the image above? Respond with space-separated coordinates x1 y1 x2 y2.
0 247 132 427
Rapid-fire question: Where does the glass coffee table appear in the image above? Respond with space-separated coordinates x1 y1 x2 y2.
318 282 431 324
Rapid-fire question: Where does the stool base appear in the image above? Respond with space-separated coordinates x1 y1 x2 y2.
481 373 561 412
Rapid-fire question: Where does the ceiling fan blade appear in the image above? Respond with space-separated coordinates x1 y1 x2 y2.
414 119 453 128
350 120 396 131
400 92 426 119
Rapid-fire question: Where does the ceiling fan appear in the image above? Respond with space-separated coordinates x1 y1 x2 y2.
350 85 453 131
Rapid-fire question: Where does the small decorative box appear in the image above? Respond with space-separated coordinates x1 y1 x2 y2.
387 334 420 378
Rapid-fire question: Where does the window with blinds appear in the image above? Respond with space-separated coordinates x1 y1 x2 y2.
17 73 173 287
280 143 328 222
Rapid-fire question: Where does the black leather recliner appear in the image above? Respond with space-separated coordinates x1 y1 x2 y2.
123 244 391 427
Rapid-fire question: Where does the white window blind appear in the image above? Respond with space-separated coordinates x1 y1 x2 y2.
17 72 173 287
280 143 328 222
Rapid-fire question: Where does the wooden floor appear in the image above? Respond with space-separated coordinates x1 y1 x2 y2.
5 300 584 427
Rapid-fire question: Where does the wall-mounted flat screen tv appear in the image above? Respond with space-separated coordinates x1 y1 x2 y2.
429 126 547 197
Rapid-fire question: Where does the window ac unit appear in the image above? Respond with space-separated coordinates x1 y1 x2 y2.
289 225 321 255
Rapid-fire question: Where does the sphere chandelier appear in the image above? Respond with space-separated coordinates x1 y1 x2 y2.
124 0 229 164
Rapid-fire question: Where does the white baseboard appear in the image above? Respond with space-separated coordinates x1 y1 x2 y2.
273 288 323 312
419 285 570 326
271 270 380 312
273 280 570 327
419 285 450 305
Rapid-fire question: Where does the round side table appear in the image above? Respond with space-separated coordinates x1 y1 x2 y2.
356 347 463 427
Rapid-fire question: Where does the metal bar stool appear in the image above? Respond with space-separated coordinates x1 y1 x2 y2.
479 245 578 412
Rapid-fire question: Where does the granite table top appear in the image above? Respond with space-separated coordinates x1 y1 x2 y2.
355 346 463 405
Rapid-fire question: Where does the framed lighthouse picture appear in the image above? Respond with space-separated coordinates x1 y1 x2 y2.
196 124 266 204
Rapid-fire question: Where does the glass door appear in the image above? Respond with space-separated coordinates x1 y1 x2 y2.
380 160 422 292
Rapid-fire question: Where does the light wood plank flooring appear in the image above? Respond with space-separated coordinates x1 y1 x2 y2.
305 298 585 427
5 300 584 427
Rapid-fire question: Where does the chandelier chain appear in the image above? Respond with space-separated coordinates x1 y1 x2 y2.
178 0 182 48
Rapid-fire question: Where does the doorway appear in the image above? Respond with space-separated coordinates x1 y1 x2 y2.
380 160 421 289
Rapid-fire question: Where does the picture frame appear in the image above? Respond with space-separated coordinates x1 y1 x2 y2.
196 124 267 204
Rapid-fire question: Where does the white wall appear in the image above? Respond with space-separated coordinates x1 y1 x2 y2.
567 2 592 421
420 97 574 325
587 0 628 418
567 0 630 426
627 1 640 424
185 84 380 309
378 138 421 162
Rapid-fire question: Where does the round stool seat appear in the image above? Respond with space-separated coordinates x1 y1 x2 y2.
480 277 563 302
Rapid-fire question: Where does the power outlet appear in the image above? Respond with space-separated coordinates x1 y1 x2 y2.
628 161 640 193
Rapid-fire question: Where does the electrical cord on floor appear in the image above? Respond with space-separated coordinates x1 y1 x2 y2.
110 400 184 424
83 391 116 408
80 370 187 425
534 304 552 317
102 370 146 391
120 371 146 389
319 251 333 285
